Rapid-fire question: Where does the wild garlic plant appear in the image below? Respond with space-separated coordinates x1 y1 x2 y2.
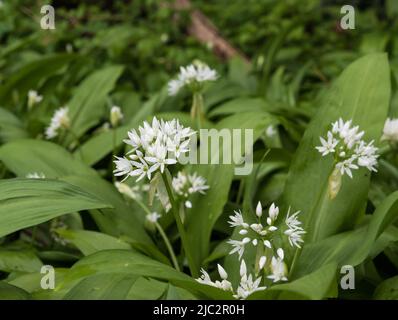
316 118 379 199
168 61 217 128
197 202 306 299
113 116 201 276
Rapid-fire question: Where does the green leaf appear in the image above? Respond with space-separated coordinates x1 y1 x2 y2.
67 65 124 139
0 178 110 237
374 276 398 299
63 273 168 300
0 54 76 104
0 281 31 300
295 190 398 277
283 53 391 242
56 229 131 256
55 250 232 300
0 250 42 273
0 139 153 245
250 263 338 300
0 108 28 143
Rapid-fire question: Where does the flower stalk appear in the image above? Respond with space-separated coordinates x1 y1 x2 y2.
161 170 199 277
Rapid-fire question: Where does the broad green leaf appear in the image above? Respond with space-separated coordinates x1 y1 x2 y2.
0 250 42 273
0 281 31 300
295 190 398 278
283 53 391 242
67 65 124 139
0 139 153 245
56 229 131 256
249 263 338 300
0 178 110 237
374 276 398 299
55 250 232 300
0 108 28 143
63 273 167 300
75 92 159 165
0 54 76 103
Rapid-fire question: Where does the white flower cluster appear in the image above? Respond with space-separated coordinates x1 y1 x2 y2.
26 172 46 179
114 117 195 182
382 118 398 143
197 260 266 299
172 171 209 208
168 62 218 96
197 202 305 299
316 118 378 178
45 107 70 139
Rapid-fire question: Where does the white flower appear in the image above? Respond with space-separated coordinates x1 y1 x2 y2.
317 118 379 179
382 118 398 142
255 201 262 218
26 172 45 179
266 203 279 225
45 107 70 139
113 156 133 181
264 240 272 249
335 157 358 178
355 140 378 172
234 260 267 299
316 131 338 156
28 90 43 109
167 61 218 96
266 125 276 138
217 264 228 280
285 208 302 230
196 267 232 292
110 105 123 127
228 210 249 229
197 269 214 286
172 171 209 196
114 117 194 182
258 256 267 270
185 200 192 208
146 212 161 224
227 237 250 259
284 228 306 248
267 252 288 283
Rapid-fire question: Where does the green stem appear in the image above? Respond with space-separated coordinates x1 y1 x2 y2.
134 197 180 271
161 171 199 277
192 91 204 132
288 246 301 278
155 222 180 272
112 128 117 183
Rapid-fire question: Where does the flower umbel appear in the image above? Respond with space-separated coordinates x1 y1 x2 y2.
172 171 209 208
198 202 305 299
45 107 70 139
114 117 195 182
168 61 218 96
316 118 379 178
